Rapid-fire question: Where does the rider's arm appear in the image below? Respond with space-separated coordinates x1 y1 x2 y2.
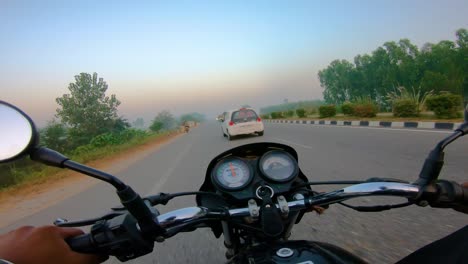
0 225 106 264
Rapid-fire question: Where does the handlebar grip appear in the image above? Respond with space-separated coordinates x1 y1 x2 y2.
458 184 468 204
66 234 98 254
428 180 468 209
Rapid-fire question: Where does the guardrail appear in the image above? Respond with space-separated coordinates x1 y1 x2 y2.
264 119 462 130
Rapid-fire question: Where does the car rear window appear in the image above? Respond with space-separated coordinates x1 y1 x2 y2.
231 109 258 123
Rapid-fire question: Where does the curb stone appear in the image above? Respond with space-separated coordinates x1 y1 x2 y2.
265 119 461 130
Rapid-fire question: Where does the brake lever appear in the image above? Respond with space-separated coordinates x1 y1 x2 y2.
54 211 125 227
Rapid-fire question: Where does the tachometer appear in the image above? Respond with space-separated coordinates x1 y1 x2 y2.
259 150 298 182
212 157 253 190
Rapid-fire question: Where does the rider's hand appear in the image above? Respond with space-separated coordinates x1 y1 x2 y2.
453 182 468 214
0 225 106 264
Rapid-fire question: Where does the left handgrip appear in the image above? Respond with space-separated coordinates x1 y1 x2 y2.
66 233 98 254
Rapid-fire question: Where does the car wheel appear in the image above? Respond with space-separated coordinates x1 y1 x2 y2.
222 129 227 137
258 131 264 136
227 132 233 141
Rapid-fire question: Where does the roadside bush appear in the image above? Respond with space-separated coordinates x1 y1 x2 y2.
284 110 294 118
308 107 318 115
90 129 148 147
296 108 306 118
426 93 463 119
90 133 119 147
393 99 419 117
260 114 270 119
319 105 336 118
270 112 284 119
341 102 355 116
353 103 378 117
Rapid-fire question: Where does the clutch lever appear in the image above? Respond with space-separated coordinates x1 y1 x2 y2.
54 211 125 227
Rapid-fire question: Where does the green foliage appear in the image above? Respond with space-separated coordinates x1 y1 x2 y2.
260 100 323 115
132 118 145 129
296 108 306 118
353 103 378 117
260 114 270 119
0 129 169 190
90 129 148 147
319 29 467 107
150 110 176 132
270 112 284 119
179 112 205 123
393 99 419 117
112 117 131 133
319 105 336 118
284 110 294 117
386 86 433 111
341 102 355 116
426 93 463 118
55 72 123 147
150 121 164 132
0 158 44 189
309 108 318 115
40 120 69 153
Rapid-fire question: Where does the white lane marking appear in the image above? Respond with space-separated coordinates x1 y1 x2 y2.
145 140 194 195
267 123 453 134
271 137 314 149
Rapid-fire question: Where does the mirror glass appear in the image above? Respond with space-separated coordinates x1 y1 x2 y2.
465 103 468 123
0 103 34 161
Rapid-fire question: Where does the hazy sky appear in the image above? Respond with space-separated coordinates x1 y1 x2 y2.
1 0 467 126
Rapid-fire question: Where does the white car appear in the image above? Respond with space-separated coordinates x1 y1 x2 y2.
219 108 264 140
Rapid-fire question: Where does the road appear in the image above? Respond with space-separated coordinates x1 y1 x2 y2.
2 122 467 263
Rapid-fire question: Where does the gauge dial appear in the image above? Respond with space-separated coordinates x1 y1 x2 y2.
259 151 298 182
212 158 252 190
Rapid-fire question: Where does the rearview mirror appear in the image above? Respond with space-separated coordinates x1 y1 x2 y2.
464 103 468 123
0 101 37 163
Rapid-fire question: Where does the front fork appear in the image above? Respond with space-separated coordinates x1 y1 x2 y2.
222 221 237 259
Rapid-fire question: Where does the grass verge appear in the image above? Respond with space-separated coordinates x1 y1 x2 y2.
0 130 179 193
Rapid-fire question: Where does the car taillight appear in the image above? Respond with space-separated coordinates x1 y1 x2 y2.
229 121 234 126
257 117 262 122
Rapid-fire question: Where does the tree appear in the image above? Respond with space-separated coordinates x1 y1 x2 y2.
319 29 467 109
40 119 68 153
112 117 131 133
132 118 145 129
150 111 176 132
319 59 355 104
455 28 468 104
179 113 206 123
56 72 121 146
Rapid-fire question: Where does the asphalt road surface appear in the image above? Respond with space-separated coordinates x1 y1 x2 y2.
2 122 467 263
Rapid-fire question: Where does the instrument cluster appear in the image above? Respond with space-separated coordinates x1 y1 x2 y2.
210 150 299 200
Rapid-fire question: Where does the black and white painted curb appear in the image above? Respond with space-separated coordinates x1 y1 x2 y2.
265 119 462 130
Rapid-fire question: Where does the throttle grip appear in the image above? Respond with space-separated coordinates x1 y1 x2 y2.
428 180 468 209
66 233 97 254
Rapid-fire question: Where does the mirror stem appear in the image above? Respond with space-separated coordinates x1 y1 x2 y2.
63 160 127 190
31 147 126 190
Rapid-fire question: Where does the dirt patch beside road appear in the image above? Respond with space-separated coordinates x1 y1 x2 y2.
0 132 184 228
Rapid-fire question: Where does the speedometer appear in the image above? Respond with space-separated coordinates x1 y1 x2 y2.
259 150 298 182
212 157 253 190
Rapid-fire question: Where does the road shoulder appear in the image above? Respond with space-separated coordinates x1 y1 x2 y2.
0 132 184 228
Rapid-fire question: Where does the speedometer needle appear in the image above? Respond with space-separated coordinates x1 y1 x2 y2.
229 163 236 177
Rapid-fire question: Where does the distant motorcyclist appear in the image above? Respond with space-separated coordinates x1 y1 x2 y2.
183 121 190 133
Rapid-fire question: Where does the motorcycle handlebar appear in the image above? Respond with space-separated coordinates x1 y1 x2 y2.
66 181 468 259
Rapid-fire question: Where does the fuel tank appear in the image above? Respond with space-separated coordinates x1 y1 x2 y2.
229 240 367 264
